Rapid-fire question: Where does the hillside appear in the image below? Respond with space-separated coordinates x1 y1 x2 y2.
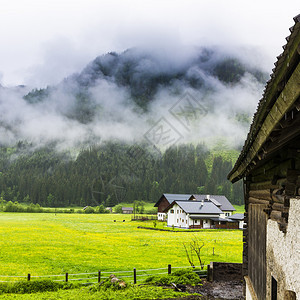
0 142 243 207
0 46 267 208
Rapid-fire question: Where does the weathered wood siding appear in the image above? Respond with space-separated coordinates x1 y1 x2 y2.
248 203 267 300
157 197 170 213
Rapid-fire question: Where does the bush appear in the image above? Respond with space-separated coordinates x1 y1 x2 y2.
0 280 76 294
89 276 128 292
114 204 123 214
145 208 157 214
144 269 201 286
84 207 95 214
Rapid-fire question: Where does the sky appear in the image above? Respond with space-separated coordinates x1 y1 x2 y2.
0 0 299 88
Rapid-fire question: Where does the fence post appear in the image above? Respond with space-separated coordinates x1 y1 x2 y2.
98 270 101 283
168 264 171 275
27 274 31 281
65 273 68 282
133 268 137 284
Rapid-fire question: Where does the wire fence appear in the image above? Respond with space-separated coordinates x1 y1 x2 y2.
0 265 207 285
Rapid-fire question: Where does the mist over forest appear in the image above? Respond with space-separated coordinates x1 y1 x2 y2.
0 46 268 207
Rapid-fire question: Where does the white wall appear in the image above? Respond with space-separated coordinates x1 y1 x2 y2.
220 211 233 219
157 212 166 221
266 198 300 299
239 220 244 229
167 204 189 228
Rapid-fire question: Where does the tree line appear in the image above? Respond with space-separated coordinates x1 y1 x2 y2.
0 142 243 208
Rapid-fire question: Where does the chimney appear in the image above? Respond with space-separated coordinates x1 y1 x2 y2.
206 195 210 201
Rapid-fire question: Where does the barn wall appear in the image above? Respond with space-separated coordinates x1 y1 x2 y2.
266 198 300 299
247 203 267 300
157 197 170 213
243 145 300 299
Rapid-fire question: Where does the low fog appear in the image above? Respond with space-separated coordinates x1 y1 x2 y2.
0 46 267 153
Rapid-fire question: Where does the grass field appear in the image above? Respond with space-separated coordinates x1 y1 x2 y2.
0 212 243 299
0 213 242 279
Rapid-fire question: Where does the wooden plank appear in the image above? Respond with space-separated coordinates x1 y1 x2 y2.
271 203 286 211
249 190 271 201
250 181 278 190
248 204 267 299
249 197 270 206
271 192 285 204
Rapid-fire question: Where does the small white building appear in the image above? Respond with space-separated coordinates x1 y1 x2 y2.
227 213 244 229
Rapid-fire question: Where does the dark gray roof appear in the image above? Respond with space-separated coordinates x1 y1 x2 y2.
227 213 244 221
175 200 223 215
193 195 236 212
154 193 192 207
164 194 192 202
122 207 133 211
210 217 236 223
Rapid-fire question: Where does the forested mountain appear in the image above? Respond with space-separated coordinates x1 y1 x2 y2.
0 46 267 208
24 47 266 119
0 142 243 207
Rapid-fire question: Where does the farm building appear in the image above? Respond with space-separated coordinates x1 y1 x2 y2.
228 14 300 300
161 194 240 229
122 207 133 214
154 193 192 220
165 199 223 229
154 193 236 221
227 213 244 229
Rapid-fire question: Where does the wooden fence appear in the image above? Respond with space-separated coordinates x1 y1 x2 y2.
0 265 207 285
131 215 157 221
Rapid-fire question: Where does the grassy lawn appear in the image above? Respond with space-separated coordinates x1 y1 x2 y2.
233 205 245 214
0 213 242 278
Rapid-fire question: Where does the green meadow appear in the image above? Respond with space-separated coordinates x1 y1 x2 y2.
0 213 242 279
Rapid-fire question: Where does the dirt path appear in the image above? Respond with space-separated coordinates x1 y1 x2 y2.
161 280 244 300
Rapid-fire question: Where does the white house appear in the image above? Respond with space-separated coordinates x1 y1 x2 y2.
163 195 242 229
154 194 236 222
165 199 224 229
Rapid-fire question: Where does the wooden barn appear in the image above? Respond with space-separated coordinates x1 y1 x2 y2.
228 14 300 300
154 194 192 220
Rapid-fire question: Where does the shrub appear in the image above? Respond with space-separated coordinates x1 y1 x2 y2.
114 204 123 214
84 207 95 214
0 280 76 294
144 269 201 286
89 276 128 292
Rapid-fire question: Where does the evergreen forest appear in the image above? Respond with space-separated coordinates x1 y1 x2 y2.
0 142 243 208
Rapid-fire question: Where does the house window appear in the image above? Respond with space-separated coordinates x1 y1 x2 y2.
272 276 277 300
177 219 178 223
195 220 197 224
177 210 179 214
170 209 174 213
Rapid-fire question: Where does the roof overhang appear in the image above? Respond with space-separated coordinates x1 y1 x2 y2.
228 15 300 183
189 214 220 220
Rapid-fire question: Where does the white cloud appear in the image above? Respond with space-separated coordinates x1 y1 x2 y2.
0 0 298 86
